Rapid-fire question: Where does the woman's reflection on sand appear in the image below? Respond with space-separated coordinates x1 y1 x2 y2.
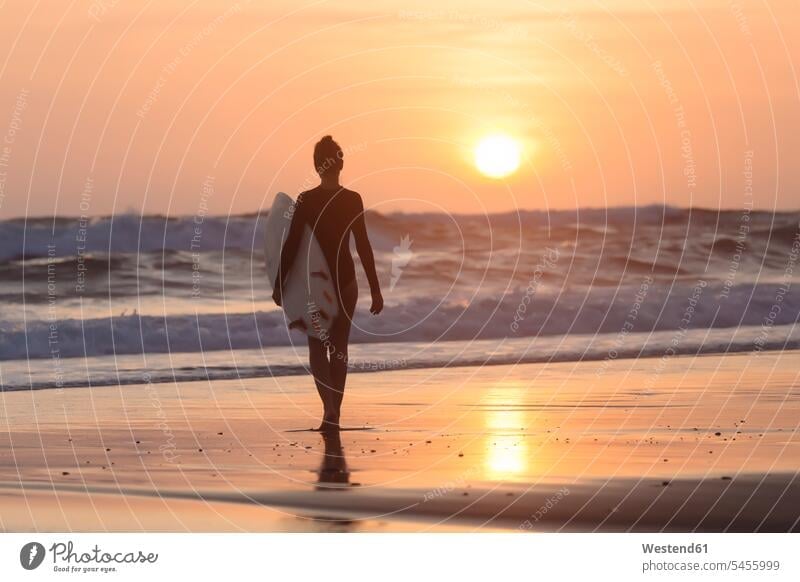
316 429 351 489
309 429 357 530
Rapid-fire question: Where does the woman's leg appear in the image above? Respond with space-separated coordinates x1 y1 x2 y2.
307 336 335 427
328 280 358 425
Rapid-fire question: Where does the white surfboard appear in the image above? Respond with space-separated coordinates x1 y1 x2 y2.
264 192 339 339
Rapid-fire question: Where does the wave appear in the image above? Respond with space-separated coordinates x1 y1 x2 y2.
2 279 798 361
1 205 798 385
0 213 267 263
3 206 798 263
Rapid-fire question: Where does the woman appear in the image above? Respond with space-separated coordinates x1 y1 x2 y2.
272 135 383 431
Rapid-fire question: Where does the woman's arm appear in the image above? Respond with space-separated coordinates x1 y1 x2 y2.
273 195 306 306
352 194 383 315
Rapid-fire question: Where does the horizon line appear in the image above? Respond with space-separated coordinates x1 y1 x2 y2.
4 203 800 222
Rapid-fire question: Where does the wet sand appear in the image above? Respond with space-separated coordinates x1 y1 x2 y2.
1 350 799 531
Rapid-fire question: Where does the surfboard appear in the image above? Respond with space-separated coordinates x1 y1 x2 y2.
264 192 339 339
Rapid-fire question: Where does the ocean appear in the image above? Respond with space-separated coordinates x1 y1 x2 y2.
1 205 798 391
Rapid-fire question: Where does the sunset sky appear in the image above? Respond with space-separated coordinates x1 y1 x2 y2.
0 0 798 217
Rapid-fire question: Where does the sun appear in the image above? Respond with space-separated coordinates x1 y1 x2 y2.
474 134 521 179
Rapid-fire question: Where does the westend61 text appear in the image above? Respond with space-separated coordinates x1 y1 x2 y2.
642 543 708 554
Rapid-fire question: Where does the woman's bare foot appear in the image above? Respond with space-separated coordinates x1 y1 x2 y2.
317 415 340 432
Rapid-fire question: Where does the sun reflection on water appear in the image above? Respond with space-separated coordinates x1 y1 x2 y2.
483 386 530 481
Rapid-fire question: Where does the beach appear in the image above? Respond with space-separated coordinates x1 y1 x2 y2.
2 349 799 532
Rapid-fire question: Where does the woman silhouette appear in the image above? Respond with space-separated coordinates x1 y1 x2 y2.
272 136 383 431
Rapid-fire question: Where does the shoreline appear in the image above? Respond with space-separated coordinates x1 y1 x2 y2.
2 333 799 393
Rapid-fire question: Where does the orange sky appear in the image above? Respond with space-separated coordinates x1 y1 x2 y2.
0 0 798 217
